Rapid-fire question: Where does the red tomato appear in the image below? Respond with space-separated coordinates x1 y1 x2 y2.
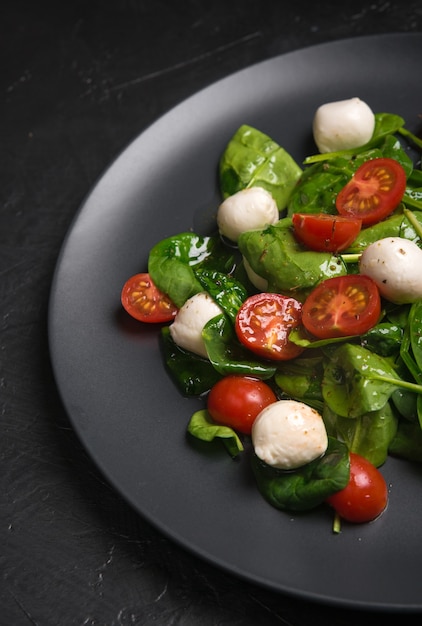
121 273 178 323
235 293 304 361
326 453 388 523
292 213 362 253
207 376 277 435
301 274 381 339
335 157 407 226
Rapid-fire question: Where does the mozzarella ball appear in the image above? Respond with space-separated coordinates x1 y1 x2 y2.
313 97 375 153
251 400 328 470
243 256 268 291
169 292 222 358
359 237 422 304
217 186 279 242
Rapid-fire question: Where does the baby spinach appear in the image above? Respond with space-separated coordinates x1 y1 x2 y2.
194 268 247 323
287 157 353 216
323 403 398 468
238 218 346 299
219 124 302 210
360 322 403 357
160 326 222 396
148 233 235 308
389 420 422 462
251 437 350 512
202 313 277 379
187 409 244 458
274 356 325 409
322 343 400 418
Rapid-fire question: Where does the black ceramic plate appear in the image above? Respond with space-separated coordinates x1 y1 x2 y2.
49 34 422 611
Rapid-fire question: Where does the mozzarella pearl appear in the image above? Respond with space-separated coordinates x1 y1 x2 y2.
169 292 222 358
359 237 422 304
251 400 328 470
217 186 279 242
313 97 375 153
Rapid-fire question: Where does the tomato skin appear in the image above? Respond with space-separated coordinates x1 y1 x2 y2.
207 376 277 435
121 273 178 323
292 213 362 253
235 293 304 361
326 453 388 523
335 157 407 226
301 274 381 339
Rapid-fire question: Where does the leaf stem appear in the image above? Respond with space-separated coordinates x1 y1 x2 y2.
403 207 422 240
332 511 342 534
370 374 422 395
398 126 422 150
340 253 362 264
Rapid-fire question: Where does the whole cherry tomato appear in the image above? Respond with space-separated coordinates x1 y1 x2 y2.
326 452 388 523
207 375 277 435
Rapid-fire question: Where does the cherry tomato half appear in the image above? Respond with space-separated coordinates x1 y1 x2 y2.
121 273 178 323
301 274 381 339
335 157 407 226
292 213 362 253
235 293 304 361
326 452 388 523
207 376 277 435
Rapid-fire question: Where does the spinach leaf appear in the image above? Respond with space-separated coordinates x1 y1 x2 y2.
202 313 277 379
274 356 324 408
148 233 235 308
187 409 244 458
238 218 346 299
287 157 353 216
361 323 403 357
219 124 302 210
389 420 422 462
194 268 247 323
251 437 350 512
343 209 422 253
161 326 222 396
409 300 422 375
323 403 398 468
322 343 400 418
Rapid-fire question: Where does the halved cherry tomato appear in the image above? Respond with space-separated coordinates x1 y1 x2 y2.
326 452 388 523
335 157 407 226
292 213 362 253
121 273 178 323
301 274 381 339
235 293 304 361
207 375 277 435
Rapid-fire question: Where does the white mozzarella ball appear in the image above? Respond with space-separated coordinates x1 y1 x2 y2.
313 97 375 153
359 237 422 304
217 186 279 242
169 292 222 358
243 256 268 291
251 400 328 470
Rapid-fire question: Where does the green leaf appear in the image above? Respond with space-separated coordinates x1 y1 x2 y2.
238 218 347 299
323 403 398 468
251 437 350 512
148 233 235 308
274 356 324 405
389 420 422 462
194 268 247 323
219 124 302 210
322 344 400 418
187 409 244 457
202 314 277 379
160 326 222 396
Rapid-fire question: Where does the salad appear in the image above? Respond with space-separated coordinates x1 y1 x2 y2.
121 98 422 531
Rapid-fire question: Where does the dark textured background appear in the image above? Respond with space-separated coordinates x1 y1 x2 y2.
2 1 422 624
